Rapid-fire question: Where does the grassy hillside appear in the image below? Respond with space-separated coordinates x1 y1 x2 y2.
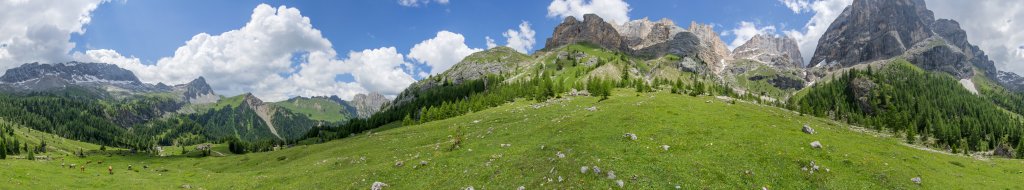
2 90 1021 189
272 97 352 123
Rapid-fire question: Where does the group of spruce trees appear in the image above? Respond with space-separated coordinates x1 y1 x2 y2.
794 60 1024 157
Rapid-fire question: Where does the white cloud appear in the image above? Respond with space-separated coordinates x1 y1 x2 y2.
485 36 497 49
399 0 449 7
0 0 107 75
925 0 1024 74
780 0 812 13
726 21 777 50
76 4 417 101
782 0 853 66
547 0 631 25
502 21 537 53
407 31 482 75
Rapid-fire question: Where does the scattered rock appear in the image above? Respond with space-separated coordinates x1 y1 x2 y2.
675 185 682 189
661 145 670 151
568 88 591 96
420 160 429 166
500 144 512 148
993 143 1015 158
585 106 598 111
801 124 815 134
181 184 192 189
581 166 590 174
464 186 475 190
607 170 617 179
394 161 404 167
517 186 526 190
624 133 638 141
558 176 564 182
911 177 922 185
810 141 822 149
371 182 388 190
615 179 624 188
592 166 602 174
556 151 566 158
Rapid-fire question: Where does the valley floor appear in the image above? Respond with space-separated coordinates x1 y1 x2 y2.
2 90 1023 189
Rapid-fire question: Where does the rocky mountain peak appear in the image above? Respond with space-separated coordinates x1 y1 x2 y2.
732 34 804 68
616 17 683 50
351 92 390 119
689 21 733 72
242 93 264 106
0 62 142 84
808 0 936 67
543 13 625 51
178 76 219 104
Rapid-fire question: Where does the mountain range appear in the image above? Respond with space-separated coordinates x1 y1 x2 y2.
1 0 1022 162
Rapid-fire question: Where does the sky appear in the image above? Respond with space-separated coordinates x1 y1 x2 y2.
0 0 1021 101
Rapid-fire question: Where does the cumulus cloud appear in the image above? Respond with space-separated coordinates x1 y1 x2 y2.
725 21 777 50
547 0 631 25
407 31 482 75
782 0 853 66
502 21 537 53
399 0 449 7
0 0 107 75
485 36 497 49
77 4 417 101
779 0 812 13
925 0 1024 74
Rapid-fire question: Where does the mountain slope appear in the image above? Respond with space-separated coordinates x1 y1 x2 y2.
273 96 353 123
3 90 1022 189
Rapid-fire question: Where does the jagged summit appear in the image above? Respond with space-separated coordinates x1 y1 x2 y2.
732 34 803 68
0 62 142 84
543 13 626 51
808 0 936 68
806 0 1003 83
351 92 389 119
178 76 219 104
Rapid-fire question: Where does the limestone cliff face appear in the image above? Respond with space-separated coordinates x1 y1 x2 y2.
689 21 733 73
732 34 804 68
543 14 625 51
615 17 685 50
350 92 389 119
808 0 1000 81
809 0 936 68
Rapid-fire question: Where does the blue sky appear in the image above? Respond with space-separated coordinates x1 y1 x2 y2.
72 0 810 66
5 0 1019 101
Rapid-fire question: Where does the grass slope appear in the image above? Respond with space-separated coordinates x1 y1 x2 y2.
273 97 352 123
1 90 1022 189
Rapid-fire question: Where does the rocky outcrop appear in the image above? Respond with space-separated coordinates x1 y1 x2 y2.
544 14 626 51
733 34 804 68
241 93 283 140
809 0 935 67
615 17 685 50
176 76 219 104
905 43 973 78
633 31 702 59
931 19 998 77
997 71 1024 92
849 77 877 115
351 92 390 119
689 22 733 72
